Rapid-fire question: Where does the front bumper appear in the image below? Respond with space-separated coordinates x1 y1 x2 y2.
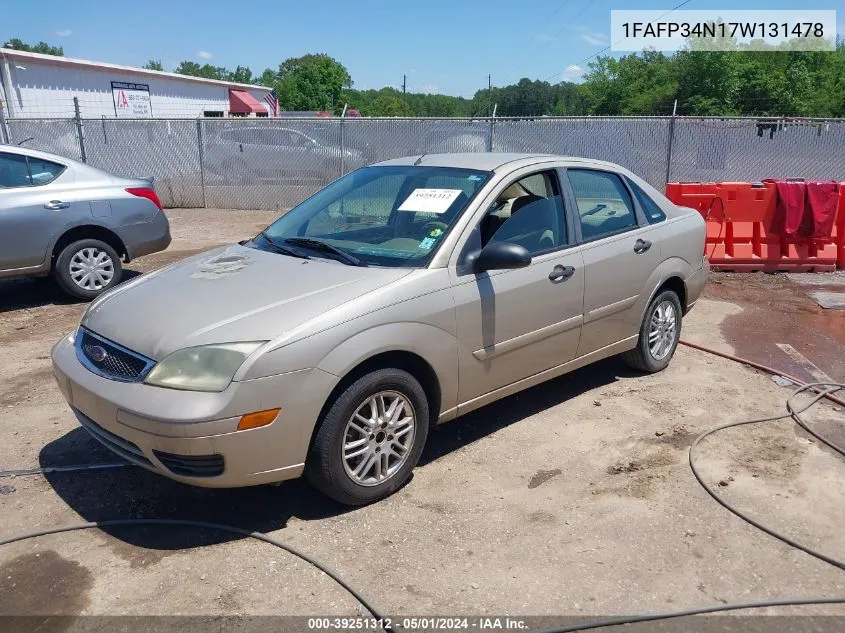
51 332 337 488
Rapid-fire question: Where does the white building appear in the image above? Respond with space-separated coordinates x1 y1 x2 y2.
0 48 273 119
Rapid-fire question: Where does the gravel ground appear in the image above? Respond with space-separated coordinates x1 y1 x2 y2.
1 209 844 621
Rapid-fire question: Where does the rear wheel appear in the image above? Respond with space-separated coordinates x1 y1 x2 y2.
54 239 122 300
306 368 429 505
622 289 682 373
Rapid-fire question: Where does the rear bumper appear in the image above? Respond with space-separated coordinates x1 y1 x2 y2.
51 331 337 488
121 211 172 261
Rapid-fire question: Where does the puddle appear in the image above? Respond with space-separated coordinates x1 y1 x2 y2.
706 272 845 383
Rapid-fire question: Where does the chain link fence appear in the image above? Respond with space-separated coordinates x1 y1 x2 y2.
4 114 845 210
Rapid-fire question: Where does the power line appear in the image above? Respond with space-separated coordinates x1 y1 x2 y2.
548 0 572 22
545 0 599 47
545 0 696 82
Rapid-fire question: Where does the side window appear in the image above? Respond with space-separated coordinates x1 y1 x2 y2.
26 157 65 186
480 170 566 255
0 153 33 188
567 169 636 241
627 178 667 224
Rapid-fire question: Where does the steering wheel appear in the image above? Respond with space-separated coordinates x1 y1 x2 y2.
421 221 448 236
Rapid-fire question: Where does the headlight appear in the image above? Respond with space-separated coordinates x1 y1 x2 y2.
144 342 266 392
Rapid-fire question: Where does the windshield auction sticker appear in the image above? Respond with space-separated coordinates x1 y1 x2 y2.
610 10 836 52
399 189 463 214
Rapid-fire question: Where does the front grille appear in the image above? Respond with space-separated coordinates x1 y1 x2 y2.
77 329 153 382
75 409 153 468
153 451 225 478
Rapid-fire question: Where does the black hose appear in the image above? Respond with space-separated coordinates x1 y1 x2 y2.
0 518 389 625
533 597 845 633
0 462 127 478
689 382 845 571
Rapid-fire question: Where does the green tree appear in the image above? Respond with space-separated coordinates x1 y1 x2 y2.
275 54 352 112
227 65 254 84
368 93 406 116
142 59 164 71
3 38 63 56
174 61 230 80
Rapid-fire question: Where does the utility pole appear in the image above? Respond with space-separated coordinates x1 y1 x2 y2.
488 74 492 116
402 74 407 116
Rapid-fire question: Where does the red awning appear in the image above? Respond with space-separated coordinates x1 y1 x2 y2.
229 90 265 114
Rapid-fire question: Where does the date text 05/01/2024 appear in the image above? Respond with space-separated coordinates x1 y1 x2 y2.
307 617 528 630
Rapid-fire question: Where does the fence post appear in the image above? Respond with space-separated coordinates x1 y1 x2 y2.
0 100 9 144
73 97 87 163
487 103 497 152
663 99 678 187
340 104 347 176
196 118 207 209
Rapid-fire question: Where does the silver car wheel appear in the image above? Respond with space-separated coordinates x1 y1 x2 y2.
69 247 115 291
342 390 416 487
648 300 678 361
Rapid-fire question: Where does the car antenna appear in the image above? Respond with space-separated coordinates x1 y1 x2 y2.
413 153 427 166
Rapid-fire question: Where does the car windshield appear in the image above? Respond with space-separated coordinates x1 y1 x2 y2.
252 165 491 267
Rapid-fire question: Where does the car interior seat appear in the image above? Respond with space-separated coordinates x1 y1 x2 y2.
490 195 558 251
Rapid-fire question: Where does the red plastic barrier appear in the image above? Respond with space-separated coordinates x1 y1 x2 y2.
836 189 845 270
665 181 841 272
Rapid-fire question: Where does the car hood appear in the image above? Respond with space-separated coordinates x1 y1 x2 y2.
82 245 412 360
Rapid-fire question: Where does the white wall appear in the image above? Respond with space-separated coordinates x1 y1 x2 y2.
4 59 270 119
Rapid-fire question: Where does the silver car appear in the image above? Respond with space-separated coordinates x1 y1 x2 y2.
0 145 171 298
52 153 707 504
206 125 365 183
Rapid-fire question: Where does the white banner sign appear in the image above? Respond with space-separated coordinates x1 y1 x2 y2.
111 81 152 118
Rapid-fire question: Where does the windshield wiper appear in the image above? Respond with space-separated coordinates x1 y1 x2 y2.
256 231 310 259
283 237 366 267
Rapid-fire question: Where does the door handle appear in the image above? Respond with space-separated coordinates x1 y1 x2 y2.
44 200 70 210
633 239 652 254
549 265 575 282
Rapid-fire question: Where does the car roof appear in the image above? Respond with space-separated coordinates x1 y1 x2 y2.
0 143 81 164
371 152 624 173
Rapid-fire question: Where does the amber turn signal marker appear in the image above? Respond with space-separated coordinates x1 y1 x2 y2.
237 408 281 431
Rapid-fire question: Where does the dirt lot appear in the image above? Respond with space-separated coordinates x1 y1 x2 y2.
1 209 845 622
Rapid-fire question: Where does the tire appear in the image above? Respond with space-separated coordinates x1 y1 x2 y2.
54 239 122 300
306 368 430 505
622 289 683 373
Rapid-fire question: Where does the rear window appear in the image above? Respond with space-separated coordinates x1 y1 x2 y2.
627 178 667 224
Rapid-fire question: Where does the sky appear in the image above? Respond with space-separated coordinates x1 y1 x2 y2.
1 0 841 97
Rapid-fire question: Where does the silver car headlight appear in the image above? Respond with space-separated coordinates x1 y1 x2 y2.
144 342 266 392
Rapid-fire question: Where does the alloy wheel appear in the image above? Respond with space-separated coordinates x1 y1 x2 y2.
648 300 677 361
342 391 416 486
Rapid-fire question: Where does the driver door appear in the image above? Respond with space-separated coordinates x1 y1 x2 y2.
449 169 585 409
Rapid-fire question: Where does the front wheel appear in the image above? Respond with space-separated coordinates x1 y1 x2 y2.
54 239 122 300
306 369 430 505
622 289 682 373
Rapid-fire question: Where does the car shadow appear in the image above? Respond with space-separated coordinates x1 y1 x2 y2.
39 356 637 552
0 270 144 313
420 356 636 465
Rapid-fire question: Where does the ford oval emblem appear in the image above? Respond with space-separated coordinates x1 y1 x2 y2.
89 345 108 363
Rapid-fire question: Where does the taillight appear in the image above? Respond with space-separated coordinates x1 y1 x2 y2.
126 187 163 211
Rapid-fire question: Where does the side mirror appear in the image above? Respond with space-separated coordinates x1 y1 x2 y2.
469 242 532 273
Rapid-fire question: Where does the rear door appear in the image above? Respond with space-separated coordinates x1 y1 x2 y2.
561 167 662 357
0 152 75 271
450 168 585 407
